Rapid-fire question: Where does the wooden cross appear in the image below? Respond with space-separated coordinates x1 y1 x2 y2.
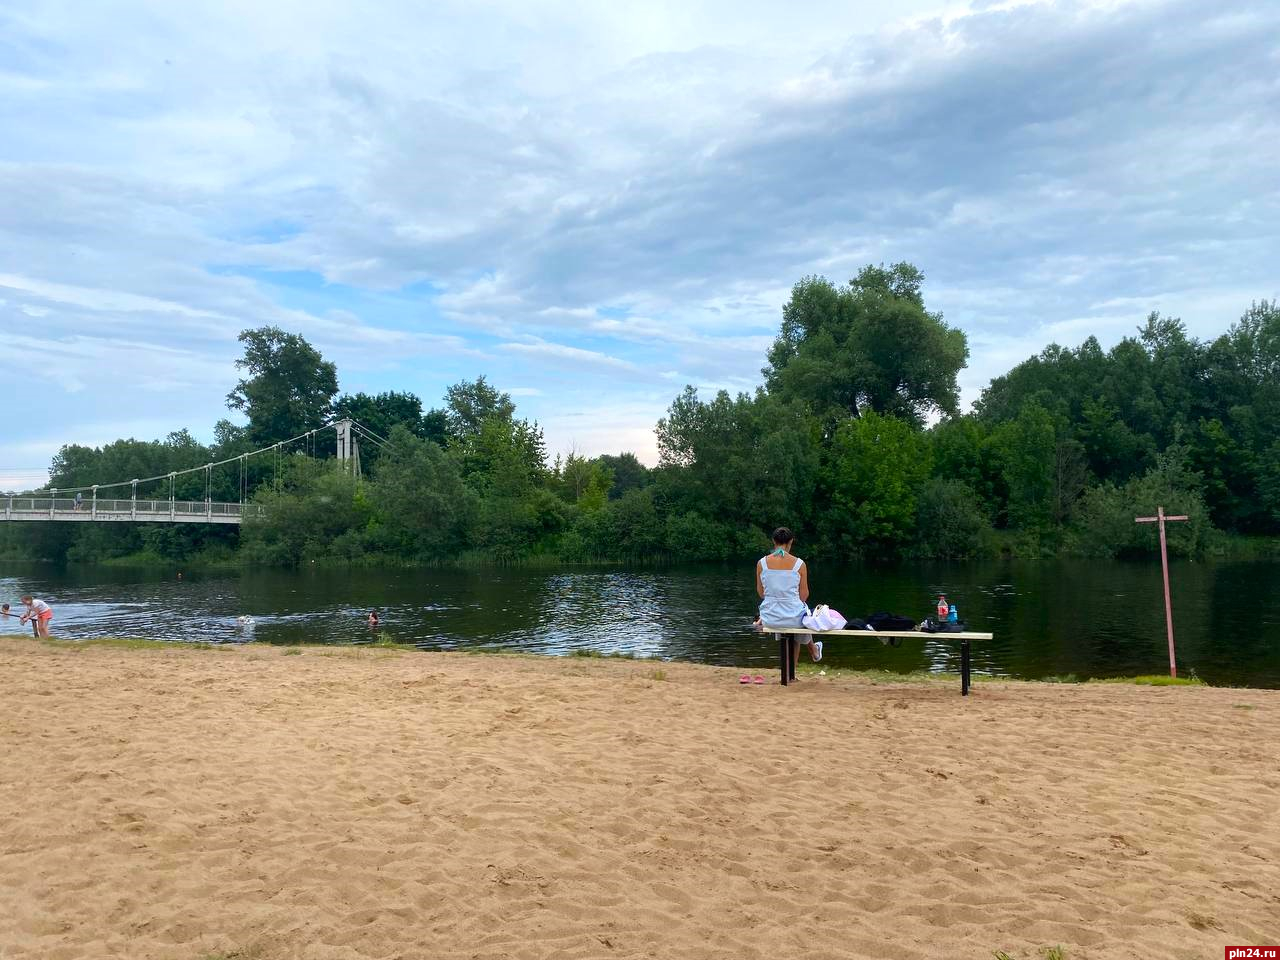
1135 505 1189 678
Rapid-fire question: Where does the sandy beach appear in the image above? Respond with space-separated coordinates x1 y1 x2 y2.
1 638 1277 960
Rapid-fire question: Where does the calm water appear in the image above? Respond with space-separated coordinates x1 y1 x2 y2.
2 560 1278 687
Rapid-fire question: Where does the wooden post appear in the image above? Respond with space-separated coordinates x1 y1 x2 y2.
1135 505 1189 678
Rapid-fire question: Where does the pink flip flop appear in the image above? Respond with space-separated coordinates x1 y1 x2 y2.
752 675 765 684
739 675 751 684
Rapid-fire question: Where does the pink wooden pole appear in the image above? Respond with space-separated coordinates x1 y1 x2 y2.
1136 505 1189 678
1156 506 1176 678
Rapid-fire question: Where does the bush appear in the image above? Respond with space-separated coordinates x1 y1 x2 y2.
911 479 991 558
1070 447 1217 558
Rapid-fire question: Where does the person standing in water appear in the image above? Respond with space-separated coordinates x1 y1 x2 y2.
756 527 821 675
19 596 53 637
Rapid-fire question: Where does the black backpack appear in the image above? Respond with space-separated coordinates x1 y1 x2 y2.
865 612 918 632
919 617 968 634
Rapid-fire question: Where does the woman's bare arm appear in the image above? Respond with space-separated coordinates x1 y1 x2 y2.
756 563 764 599
798 561 809 603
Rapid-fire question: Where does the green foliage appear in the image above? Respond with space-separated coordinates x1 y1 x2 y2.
445 376 515 439
825 410 929 556
9 272 1276 568
765 264 969 427
239 460 372 565
332 390 450 457
656 387 819 553
226 326 338 445
1070 447 1216 558
1090 674 1205 686
364 427 476 560
597 453 650 499
912 479 990 559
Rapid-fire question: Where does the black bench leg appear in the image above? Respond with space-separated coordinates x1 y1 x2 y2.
961 638 971 696
777 633 788 686
789 638 797 682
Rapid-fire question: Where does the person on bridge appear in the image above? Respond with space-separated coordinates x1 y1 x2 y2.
20 596 53 637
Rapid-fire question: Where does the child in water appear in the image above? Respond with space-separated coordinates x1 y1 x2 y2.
368 610 379 628
20 596 53 637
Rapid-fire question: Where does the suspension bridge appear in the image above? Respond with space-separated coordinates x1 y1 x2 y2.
1 419 385 525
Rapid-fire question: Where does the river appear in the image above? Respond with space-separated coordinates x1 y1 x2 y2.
2 560 1278 687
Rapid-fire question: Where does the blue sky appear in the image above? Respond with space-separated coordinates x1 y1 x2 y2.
1 0 1277 490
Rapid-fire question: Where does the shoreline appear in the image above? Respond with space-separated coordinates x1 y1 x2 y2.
3 637 1278 959
17 634 1226 690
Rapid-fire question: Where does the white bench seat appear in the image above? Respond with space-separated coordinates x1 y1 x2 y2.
762 626 994 694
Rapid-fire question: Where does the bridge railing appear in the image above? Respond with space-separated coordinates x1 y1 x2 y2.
3 497 264 519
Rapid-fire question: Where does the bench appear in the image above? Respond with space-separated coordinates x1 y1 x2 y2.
764 626 994 695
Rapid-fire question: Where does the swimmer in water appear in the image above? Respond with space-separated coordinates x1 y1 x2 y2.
368 610 379 628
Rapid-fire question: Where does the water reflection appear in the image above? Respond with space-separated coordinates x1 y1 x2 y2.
0 559 1276 687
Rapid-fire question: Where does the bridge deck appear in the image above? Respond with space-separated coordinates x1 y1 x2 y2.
2 497 261 524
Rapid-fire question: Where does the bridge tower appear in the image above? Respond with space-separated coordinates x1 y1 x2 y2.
334 419 361 480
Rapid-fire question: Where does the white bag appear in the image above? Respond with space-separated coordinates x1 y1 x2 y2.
802 604 847 631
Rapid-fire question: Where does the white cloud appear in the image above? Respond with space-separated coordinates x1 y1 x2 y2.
1 0 1276 468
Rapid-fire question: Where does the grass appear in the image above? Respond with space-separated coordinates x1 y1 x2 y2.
795 664 968 684
569 648 639 660
796 663 1211 687
1089 674 1205 687
32 636 224 652
315 646 404 660
370 636 417 650
282 647 303 656
648 668 668 681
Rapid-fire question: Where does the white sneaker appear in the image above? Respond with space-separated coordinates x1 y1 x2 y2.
813 641 823 663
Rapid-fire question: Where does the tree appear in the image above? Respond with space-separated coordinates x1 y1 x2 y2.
365 427 476 557
333 391 427 440
988 402 1057 531
912 479 990 559
656 387 819 546
226 327 338 445
825 410 930 556
559 453 613 512
597 453 650 499
1071 446 1215 558
444 377 516 439
764 263 969 428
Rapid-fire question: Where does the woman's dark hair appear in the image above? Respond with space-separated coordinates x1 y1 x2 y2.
771 527 795 545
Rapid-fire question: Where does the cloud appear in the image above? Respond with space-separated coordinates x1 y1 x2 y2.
498 339 645 376
1 0 1277 466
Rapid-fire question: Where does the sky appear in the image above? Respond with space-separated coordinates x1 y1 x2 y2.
1 0 1277 491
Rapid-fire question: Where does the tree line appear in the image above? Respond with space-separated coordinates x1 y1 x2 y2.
4 264 1277 566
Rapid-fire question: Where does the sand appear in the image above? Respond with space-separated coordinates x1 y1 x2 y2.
1 639 1277 960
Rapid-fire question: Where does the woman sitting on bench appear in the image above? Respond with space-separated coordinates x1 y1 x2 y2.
757 527 822 672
